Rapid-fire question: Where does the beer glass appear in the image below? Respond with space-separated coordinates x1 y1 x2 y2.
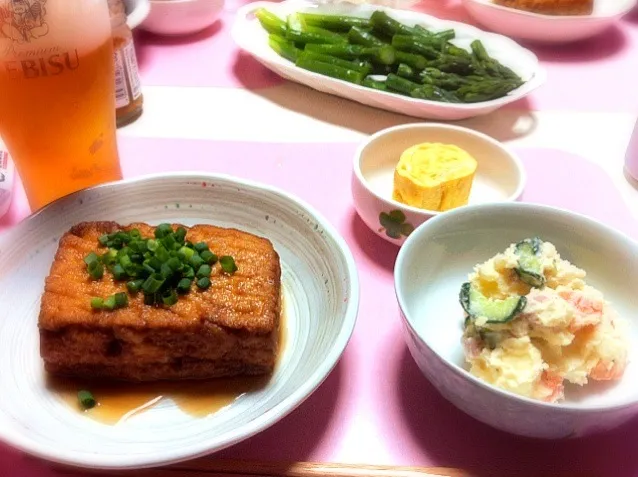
0 0 122 211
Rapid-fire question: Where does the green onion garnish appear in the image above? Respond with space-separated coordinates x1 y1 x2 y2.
220 256 238 274
78 390 96 410
114 292 128 308
200 250 217 264
104 295 116 310
84 226 234 308
127 279 144 293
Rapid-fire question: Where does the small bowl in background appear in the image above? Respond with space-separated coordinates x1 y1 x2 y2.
461 0 638 43
139 0 225 36
395 202 638 439
351 123 525 246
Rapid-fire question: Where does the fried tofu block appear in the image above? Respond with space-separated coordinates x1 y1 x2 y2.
39 222 281 382
493 0 593 15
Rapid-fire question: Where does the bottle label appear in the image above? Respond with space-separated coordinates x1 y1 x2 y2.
114 49 129 109
123 40 142 101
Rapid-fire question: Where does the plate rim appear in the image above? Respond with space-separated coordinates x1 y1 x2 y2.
0 171 361 469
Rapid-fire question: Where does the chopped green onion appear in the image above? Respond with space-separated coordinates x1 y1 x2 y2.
155 223 173 239
142 274 165 294
193 242 209 253
102 249 117 265
177 278 192 293
183 266 195 279
147 239 159 252
220 256 238 274
190 254 204 270
129 229 141 240
90 297 104 309
167 257 182 271
178 246 195 261
84 252 99 266
112 264 127 281
114 292 128 308
119 254 133 269
127 279 144 293
196 277 212 290
175 227 187 243
88 261 104 280
155 246 170 263
98 234 110 246
162 234 177 250
104 295 117 310
200 250 217 264
197 264 212 278
160 262 173 279
162 289 178 306
78 390 96 410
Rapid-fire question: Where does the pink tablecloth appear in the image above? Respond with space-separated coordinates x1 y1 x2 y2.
135 0 638 114
1 138 638 477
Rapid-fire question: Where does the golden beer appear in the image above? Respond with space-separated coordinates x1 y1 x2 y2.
0 0 122 211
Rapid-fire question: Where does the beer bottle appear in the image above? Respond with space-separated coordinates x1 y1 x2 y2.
108 0 144 127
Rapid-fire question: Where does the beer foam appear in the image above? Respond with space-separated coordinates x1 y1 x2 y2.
0 0 111 57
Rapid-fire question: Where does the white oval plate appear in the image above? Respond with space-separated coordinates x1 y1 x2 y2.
462 0 638 44
232 0 545 121
0 173 359 469
124 0 151 29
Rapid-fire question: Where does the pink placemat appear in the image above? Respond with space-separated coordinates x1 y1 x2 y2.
133 0 283 90
134 0 638 113
1 139 638 477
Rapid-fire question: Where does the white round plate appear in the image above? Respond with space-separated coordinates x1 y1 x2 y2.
462 0 638 44
232 0 546 121
0 173 359 469
124 0 151 29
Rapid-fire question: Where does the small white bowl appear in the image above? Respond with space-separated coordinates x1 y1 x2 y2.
395 202 638 439
462 0 638 44
124 0 151 29
139 0 225 36
351 123 525 246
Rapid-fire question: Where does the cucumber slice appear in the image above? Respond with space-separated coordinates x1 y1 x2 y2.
515 237 546 288
459 282 526 324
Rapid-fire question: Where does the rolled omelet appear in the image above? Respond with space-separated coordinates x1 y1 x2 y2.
392 143 478 211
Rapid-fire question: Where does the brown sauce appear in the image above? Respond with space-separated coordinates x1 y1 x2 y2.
49 300 287 425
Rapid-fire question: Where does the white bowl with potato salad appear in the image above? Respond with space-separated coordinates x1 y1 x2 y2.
395 202 638 439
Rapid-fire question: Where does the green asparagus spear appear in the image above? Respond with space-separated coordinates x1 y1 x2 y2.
286 28 348 45
470 40 521 81
396 63 419 81
411 84 460 102
413 24 434 37
255 9 287 36
297 12 372 31
431 55 474 75
395 51 428 70
287 12 307 31
433 29 455 42
385 73 421 96
348 26 387 47
363 77 388 91
299 50 373 74
304 44 396 65
295 54 365 84
370 10 416 37
457 79 519 102
268 34 300 62
391 35 440 60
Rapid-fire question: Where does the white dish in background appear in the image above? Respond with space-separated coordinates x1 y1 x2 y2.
351 123 525 246
139 0 225 36
123 0 151 29
462 0 638 44
395 203 638 439
0 173 359 469
232 0 546 121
